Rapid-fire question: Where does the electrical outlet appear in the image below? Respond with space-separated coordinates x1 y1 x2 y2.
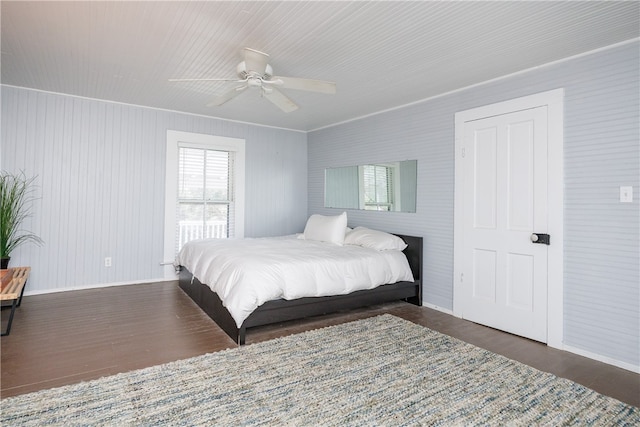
105 257 112 267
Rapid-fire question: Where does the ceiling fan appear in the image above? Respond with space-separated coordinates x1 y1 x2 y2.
169 47 336 113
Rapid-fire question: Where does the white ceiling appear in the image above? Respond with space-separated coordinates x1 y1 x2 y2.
2 1 638 132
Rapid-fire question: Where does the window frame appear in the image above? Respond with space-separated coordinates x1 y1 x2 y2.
163 130 245 278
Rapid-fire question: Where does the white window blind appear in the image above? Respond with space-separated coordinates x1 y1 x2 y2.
362 164 394 211
176 146 235 252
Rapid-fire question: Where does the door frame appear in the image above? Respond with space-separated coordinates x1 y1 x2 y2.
453 89 564 349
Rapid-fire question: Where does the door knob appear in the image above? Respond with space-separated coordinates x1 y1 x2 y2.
531 233 550 245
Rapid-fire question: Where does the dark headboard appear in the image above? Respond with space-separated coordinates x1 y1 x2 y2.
394 234 423 281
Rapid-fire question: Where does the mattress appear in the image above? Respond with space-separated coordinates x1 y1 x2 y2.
176 235 414 327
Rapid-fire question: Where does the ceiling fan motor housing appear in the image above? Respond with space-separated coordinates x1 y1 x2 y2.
236 61 273 80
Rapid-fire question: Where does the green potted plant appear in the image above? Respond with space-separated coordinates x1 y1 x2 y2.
0 171 43 269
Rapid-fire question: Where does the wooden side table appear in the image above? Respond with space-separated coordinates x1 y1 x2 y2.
1 267 30 336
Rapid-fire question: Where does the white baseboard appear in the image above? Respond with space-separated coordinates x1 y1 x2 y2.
561 343 640 374
422 301 454 316
421 301 638 374
23 277 176 296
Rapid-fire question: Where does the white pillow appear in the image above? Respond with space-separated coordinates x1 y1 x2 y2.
302 212 348 245
344 226 407 251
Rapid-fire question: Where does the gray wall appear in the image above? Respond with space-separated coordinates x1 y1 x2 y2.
308 41 639 368
1 86 308 292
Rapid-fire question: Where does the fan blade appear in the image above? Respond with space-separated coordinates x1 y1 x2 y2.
169 78 245 83
206 85 248 107
260 78 283 86
273 76 336 94
243 48 269 75
263 87 298 113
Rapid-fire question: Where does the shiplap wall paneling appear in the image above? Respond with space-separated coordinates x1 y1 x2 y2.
561 45 639 368
244 126 308 238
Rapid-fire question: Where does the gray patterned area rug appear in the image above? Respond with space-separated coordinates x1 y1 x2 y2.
2 315 638 426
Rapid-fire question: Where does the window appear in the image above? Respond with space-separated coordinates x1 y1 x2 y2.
361 164 395 211
177 147 233 251
164 131 245 277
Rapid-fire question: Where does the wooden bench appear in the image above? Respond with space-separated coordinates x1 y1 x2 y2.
1 267 30 336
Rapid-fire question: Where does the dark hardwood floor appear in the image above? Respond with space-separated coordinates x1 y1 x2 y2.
1 281 638 407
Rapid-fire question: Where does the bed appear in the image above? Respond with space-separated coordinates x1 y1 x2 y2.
177 215 423 345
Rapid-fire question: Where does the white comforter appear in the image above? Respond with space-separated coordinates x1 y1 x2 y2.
177 235 414 327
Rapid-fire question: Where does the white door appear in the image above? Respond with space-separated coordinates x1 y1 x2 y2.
458 106 549 343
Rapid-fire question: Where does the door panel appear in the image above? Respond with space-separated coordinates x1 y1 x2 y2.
460 107 548 343
472 249 497 302
473 127 497 229
507 121 534 231
506 252 534 310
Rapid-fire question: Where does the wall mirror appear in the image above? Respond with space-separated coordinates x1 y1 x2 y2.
324 160 417 212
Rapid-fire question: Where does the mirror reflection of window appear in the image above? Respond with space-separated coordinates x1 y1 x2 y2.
361 164 394 211
324 160 417 213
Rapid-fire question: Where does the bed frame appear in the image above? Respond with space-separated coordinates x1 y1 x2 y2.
178 234 423 345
